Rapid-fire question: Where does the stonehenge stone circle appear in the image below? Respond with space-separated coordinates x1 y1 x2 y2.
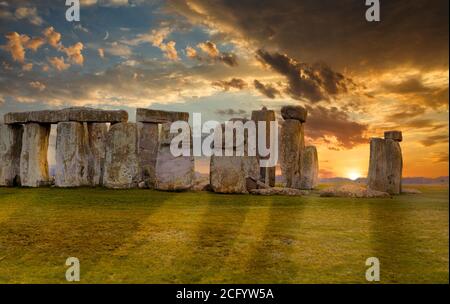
154 122 195 191
0 124 23 186
251 107 276 187
281 105 307 122
55 122 90 187
367 132 403 195
300 146 319 190
20 123 51 187
103 122 140 189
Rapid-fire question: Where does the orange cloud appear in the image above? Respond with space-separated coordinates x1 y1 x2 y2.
48 56 70 71
63 42 84 65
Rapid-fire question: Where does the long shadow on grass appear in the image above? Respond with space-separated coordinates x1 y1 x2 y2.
367 199 417 283
0 188 168 282
245 196 305 283
174 193 251 283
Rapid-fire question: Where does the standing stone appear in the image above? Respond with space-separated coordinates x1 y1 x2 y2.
103 123 140 189
155 123 194 191
87 123 107 186
385 139 403 194
137 122 159 188
20 123 51 187
210 155 260 194
367 136 403 195
0 124 23 186
281 105 307 122
251 107 276 186
55 122 90 187
384 131 403 142
300 146 319 189
279 119 304 188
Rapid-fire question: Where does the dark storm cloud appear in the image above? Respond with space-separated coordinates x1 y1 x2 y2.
304 105 368 149
385 104 426 121
256 50 348 102
420 134 449 147
168 0 449 71
212 78 247 90
253 79 280 99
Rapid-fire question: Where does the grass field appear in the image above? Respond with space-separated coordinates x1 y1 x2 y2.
0 185 448 284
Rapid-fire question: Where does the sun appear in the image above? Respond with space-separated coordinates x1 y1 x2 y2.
347 171 361 181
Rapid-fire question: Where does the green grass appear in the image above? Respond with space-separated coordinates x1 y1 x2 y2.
0 185 448 284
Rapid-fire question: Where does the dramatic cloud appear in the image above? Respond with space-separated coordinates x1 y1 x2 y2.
14 7 43 25
385 104 427 121
253 80 280 99
98 48 105 58
304 105 368 149
63 42 84 65
29 81 46 91
420 135 449 147
167 0 449 71
2 32 28 63
212 78 247 91
256 50 348 102
187 40 238 67
48 56 70 71
25 37 45 52
43 27 62 49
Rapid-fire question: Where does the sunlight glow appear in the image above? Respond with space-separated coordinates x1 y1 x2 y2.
348 171 361 181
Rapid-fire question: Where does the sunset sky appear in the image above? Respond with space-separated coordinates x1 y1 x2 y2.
0 0 448 178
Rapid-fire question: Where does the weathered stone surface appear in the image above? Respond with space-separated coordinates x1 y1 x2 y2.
55 122 90 187
136 108 189 123
251 107 276 186
385 139 403 194
281 105 307 122
0 124 23 186
210 155 259 193
213 118 254 151
250 187 306 196
367 137 403 195
320 183 390 198
20 123 51 187
4 107 128 124
384 130 402 142
87 123 108 186
155 123 194 191
300 146 319 189
279 119 304 188
103 123 140 189
137 122 159 188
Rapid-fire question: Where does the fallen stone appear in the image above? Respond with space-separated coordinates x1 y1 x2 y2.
20 123 51 187
103 122 140 189
4 107 128 124
246 176 258 191
55 122 90 187
402 188 422 194
256 180 270 189
210 155 260 193
155 123 194 191
136 108 189 124
0 124 23 186
281 105 307 122
138 181 147 189
137 122 159 188
279 119 304 188
384 130 402 142
300 146 319 189
250 187 306 196
87 123 108 186
320 183 390 198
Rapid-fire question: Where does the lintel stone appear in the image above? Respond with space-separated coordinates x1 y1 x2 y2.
136 108 189 124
